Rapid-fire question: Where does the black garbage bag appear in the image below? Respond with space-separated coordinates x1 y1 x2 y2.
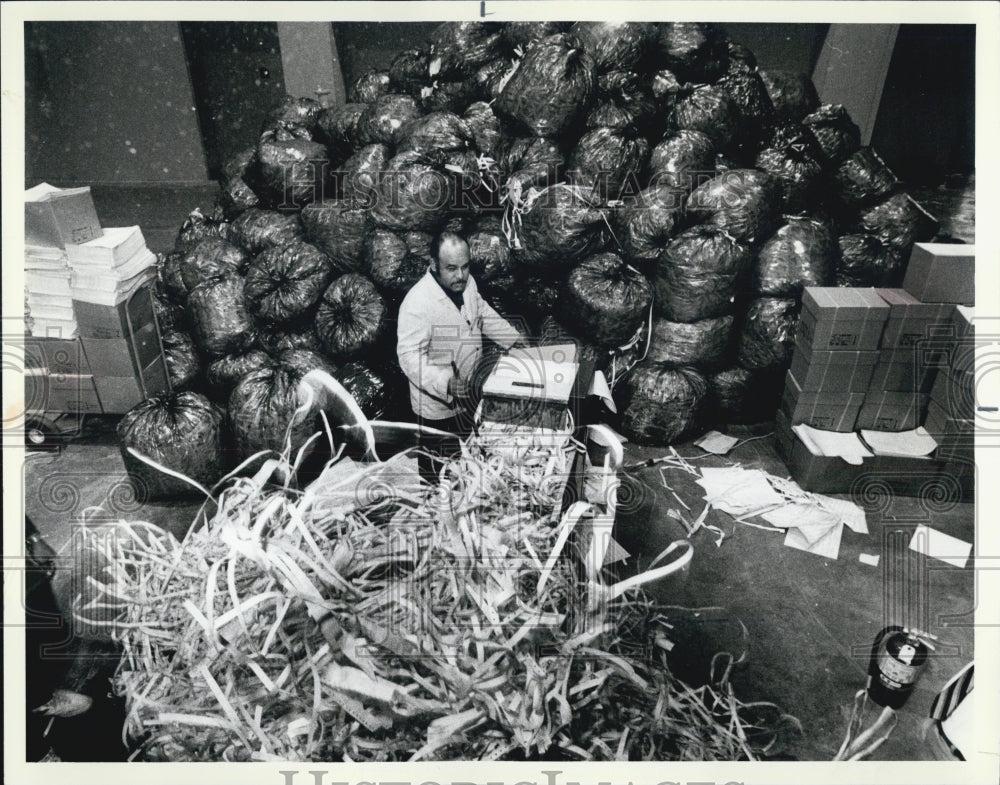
616 184 686 268
299 200 371 274
218 147 262 219
654 225 750 322
228 348 334 460
567 126 650 204
654 23 729 83
468 223 514 282
389 48 431 96
206 349 273 398
263 95 323 138
758 70 819 125
227 208 304 255
151 280 187 332
569 22 657 73
349 70 392 104
339 143 390 205
244 240 332 326
715 69 775 161
463 102 502 157
316 102 368 159
174 207 229 254
419 79 481 115
161 329 201 391
502 275 563 329
726 41 758 74
472 57 517 102
618 362 707 446
669 85 741 151
513 184 607 272
254 327 325 356
428 22 506 79
836 233 904 287
365 229 411 291
357 94 423 147
854 191 939 252
334 361 392 419
118 392 224 500
188 276 254 358
756 217 837 296
737 297 800 371
397 111 474 155
647 315 734 370
180 237 248 290
157 252 189 304
648 67 688 116
499 136 565 205
496 33 597 137
755 126 825 212
315 272 388 359
562 252 652 348
802 104 861 167
708 366 784 424
503 22 571 53
257 138 328 208
686 169 782 246
370 151 453 232
586 71 658 134
648 129 716 191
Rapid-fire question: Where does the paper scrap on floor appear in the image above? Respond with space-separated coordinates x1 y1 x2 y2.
793 423 873 465
860 428 938 457
696 467 786 517
694 430 740 455
909 524 972 568
859 553 880 567
697 465 867 559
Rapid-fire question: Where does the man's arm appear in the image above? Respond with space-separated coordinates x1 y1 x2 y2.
397 300 454 406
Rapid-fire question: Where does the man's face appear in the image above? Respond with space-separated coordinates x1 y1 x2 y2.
434 239 471 294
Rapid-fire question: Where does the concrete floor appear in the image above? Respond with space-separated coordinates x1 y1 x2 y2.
19 184 977 761
21 418 975 762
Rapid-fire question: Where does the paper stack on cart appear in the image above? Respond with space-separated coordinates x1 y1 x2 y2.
68 225 157 306
25 244 77 338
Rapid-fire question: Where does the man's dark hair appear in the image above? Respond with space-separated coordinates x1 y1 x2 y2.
430 231 467 263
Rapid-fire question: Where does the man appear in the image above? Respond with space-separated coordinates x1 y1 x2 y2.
397 231 524 484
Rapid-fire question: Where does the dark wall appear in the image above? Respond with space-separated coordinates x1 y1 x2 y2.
871 24 975 184
25 22 209 186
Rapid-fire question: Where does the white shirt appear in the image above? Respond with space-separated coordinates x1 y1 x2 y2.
397 269 520 420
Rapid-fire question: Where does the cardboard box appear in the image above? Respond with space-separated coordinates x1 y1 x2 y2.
935 460 975 504
24 369 49 414
44 373 103 414
930 367 974 419
26 338 90 375
868 345 946 393
876 288 956 348
74 284 156 339
856 391 929 431
81 323 163 378
780 370 863 432
775 408 939 496
902 243 975 306
25 185 103 248
798 287 890 351
790 338 879 392
94 356 170 413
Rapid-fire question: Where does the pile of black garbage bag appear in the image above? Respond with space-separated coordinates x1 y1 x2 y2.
137 21 944 462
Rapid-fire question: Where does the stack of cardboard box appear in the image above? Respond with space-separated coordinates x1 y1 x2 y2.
779 287 889 433
859 288 954 431
774 242 976 498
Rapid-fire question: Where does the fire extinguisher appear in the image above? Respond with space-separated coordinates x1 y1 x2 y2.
867 626 929 709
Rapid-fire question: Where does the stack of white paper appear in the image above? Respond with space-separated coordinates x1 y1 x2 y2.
68 226 157 306
25 246 77 338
